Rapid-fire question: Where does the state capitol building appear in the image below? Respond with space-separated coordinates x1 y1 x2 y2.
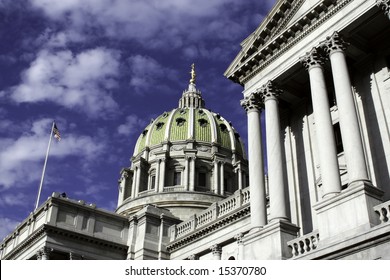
2 0 390 260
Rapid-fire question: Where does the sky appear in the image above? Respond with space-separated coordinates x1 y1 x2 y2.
0 0 276 240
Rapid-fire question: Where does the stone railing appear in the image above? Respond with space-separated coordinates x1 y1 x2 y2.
374 201 390 224
163 186 186 192
287 230 320 258
170 188 250 241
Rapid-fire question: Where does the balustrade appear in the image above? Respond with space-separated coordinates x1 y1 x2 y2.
287 231 320 258
172 187 250 239
374 201 390 224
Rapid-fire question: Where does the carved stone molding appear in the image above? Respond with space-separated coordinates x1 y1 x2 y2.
210 244 222 255
257 80 282 102
377 0 390 20
187 254 198 260
300 47 326 70
240 93 262 113
234 232 244 245
322 31 349 55
36 246 53 260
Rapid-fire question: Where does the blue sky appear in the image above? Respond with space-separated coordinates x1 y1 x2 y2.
0 0 275 239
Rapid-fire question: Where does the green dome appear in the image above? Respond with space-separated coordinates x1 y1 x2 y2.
133 97 245 158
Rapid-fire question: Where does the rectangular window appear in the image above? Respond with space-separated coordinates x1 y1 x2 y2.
150 175 156 189
198 172 206 187
334 122 344 154
173 172 181 185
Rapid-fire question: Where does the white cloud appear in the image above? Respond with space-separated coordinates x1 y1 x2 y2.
9 48 121 118
0 118 106 189
0 217 20 241
128 55 177 94
29 0 267 55
117 114 147 136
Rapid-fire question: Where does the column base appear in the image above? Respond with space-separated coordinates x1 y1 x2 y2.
242 220 299 259
314 181 383 243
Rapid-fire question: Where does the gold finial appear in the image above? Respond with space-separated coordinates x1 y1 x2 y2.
190 63 196 85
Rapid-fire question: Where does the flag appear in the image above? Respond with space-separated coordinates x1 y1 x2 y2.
53 123 61 141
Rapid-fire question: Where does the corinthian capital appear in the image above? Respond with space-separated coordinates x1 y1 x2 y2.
300 47 326 70
258 80 282 102
377 0 390 19
322 32 349 54
240 93 262 113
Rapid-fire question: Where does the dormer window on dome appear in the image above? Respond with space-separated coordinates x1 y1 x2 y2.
142 129 148 136
156 122 164 130
176 117 186 126
198 118 208 127
220 123 228 132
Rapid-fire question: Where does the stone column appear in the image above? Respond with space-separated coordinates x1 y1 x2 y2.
131 167 138 198
259 81 289 222
155 160 160 192
210 244 222 260
189 156 196 191
241 94 267 228
135 165 141 197
300 48 342 198
117 169 129 206
37 246 52 260
235 163 243 190
213 160 219 194
376 0 390 20
324 32 370 187
158 158 166 192
184 156 190 191
220 161 225 196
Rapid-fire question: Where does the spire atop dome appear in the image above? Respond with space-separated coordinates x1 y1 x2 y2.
179 63 205 109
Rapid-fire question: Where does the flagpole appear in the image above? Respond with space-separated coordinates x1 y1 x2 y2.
35 121 55 210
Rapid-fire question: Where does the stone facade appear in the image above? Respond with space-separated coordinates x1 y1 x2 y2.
1 0 390 260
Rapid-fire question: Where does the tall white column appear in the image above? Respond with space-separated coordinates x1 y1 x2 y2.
131 167 138 198
301 48 342 198
220 162 225 196
184 157 190 191
135 165 141 197
324 32 370 186
241 94 267 228
259 81 289 221
155 160 160 192
159 158 166 192
189 156 196 191
213 160 219 194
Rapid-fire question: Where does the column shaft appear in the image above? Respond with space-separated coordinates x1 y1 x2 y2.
220 163 225 196
241 95 267 228
301 48 342 197
326 33 370 186
261 82 288 221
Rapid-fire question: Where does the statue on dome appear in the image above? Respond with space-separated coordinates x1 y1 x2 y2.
190 63 196 85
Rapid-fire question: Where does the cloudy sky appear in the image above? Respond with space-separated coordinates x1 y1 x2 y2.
0 0 276 239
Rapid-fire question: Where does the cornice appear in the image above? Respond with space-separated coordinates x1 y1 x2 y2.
227 0 354 85
2 224 128 260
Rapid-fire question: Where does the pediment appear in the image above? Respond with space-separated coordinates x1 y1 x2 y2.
225 0 338 84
